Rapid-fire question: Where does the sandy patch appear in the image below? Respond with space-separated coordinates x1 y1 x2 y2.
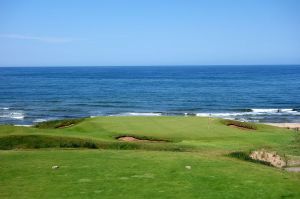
287 159 300 167
249 150 286 168
117 136 167 142
284 167 300 172
118 136 141 142
228 124 254 131
58 124 74 128
265 123 300 130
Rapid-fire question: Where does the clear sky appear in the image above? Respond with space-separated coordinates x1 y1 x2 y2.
0 0 299 66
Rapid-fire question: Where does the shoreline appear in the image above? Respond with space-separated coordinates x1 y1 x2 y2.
8 117 300 130
264 123 300 130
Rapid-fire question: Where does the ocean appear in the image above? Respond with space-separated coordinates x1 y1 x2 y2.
0 65 300 125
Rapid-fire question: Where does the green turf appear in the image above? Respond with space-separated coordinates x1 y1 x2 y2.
0 116 299 198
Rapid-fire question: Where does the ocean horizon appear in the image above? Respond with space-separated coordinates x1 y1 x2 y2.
1 65 300 125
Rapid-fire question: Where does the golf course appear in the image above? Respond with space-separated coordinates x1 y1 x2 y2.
1 116 300 198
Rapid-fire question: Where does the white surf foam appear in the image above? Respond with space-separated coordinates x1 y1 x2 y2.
251 108 279 113
250 108 299 115
127 112 162 116
196 112 245 117
33 119 48 123
0 111 25 120
251 108 298 113
33 117 59 123
111 112 162 116
196 108 300 120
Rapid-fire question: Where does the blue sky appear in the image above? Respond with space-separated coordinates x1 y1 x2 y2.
0 0 299 66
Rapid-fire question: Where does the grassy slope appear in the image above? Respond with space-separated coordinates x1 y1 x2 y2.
0 116 297 153
0 116 300 198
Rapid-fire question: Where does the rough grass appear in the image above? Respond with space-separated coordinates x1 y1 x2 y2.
0 134 190 152
34 118 84 129
286 133 300 155
0 135 98 150
221 119 258 130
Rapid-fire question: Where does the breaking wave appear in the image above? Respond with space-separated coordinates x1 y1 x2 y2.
196 108 300 121
0 110 25 120
109 112 162 117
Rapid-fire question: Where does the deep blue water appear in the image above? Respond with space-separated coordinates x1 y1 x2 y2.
1 65 300 125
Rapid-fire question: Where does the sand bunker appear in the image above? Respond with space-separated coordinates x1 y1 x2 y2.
249 150 286 168
118 136 141 142
228 124 254 131
117 136 167 143
222 120 257 131
57 124 74 128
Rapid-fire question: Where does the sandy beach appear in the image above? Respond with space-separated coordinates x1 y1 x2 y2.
264 123 300 130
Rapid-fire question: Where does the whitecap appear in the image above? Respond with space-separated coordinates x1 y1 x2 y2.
196 108 300 122
196 112 245 117
10 112 25 120
111 112 162 116
33 119 48 123
0 111 24 120
126 112 162 116
250 108 300 115
251 109 279 113
195 113 210 117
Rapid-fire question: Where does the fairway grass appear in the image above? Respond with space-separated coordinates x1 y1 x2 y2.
0 116 300 198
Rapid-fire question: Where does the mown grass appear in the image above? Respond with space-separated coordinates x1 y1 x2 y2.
0 116 298 154
0 116 300 199
1 150 300 199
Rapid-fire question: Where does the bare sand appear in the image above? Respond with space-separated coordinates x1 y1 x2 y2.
117 136 167 142
264 123 300 129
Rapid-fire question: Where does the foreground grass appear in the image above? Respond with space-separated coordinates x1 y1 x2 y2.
0 116 300 198
1 150 300 199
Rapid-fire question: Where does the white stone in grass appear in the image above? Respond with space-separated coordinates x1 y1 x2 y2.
185 165 191 170
52 165 59 169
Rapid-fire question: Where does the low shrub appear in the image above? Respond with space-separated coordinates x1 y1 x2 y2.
0 135 99 150
0 134 191 152
221 119 257 130
34 118 84 129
